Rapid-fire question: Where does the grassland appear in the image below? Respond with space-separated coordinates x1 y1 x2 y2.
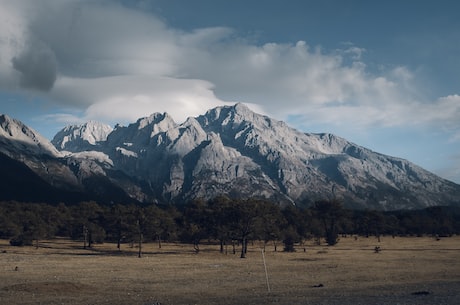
1 236 459 305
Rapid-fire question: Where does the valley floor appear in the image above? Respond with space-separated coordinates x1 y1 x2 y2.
1 236 459 305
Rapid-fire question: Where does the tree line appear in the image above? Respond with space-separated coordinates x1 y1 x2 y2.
1 198 459 256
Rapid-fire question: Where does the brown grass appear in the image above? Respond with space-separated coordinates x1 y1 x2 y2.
1 236 459 305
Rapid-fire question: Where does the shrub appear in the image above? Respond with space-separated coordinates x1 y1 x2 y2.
9 234 33 247
283 235 296 252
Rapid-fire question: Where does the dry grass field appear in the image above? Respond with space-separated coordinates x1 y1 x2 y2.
1 236 459 305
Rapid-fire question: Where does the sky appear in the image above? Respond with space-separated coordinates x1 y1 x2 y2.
0 0 459 183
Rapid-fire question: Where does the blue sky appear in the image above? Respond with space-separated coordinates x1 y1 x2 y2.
0 0 459 183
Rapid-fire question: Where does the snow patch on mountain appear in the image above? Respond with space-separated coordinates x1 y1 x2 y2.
116 147 138 158
69 151 114 167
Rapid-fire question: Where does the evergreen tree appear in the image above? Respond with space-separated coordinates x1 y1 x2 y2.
312 199 344 246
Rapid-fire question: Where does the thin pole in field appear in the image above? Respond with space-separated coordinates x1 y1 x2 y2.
261 249 271 293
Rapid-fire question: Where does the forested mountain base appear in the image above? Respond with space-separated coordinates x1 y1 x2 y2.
1 198 459 252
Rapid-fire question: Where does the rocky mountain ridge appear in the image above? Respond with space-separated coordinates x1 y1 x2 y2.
52 120 113 152
2 104 460 210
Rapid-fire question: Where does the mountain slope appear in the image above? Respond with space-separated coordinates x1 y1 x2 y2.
194 104 460 209
0 114 61 158
0 152 90 203
0 115 142 204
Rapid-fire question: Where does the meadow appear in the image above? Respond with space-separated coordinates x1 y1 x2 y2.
1 236 459 305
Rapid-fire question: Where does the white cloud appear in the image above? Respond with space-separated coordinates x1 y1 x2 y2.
434 152 460 184
0 1 26 89
51 75 232 124
342 45 366 61
419 95 460 140
39 113 85 126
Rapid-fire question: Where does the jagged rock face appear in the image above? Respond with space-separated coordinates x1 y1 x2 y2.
51 121 113 152
3 105 460 210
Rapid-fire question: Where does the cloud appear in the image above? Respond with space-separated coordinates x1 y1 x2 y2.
0 1 25 89
28 0 179 78
422 95 460 140
0 1 57 91
0 0 458 140
39 113 85 125
434 152 460 184
68 75 233 124
171 37 418 122
12 37 57 91
340 44 366 61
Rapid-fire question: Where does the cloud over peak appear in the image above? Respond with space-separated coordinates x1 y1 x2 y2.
0 0 458 143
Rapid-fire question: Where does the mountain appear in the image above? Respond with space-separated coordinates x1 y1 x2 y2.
0 114 143 204
0 114 61 158
51 121 113 152
0 152 89 203
2 105 460 210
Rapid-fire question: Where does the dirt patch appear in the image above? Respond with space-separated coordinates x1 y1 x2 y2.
290 257 324 262
3 281 92 294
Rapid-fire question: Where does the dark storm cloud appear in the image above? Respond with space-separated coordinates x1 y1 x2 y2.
12 39 57 91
